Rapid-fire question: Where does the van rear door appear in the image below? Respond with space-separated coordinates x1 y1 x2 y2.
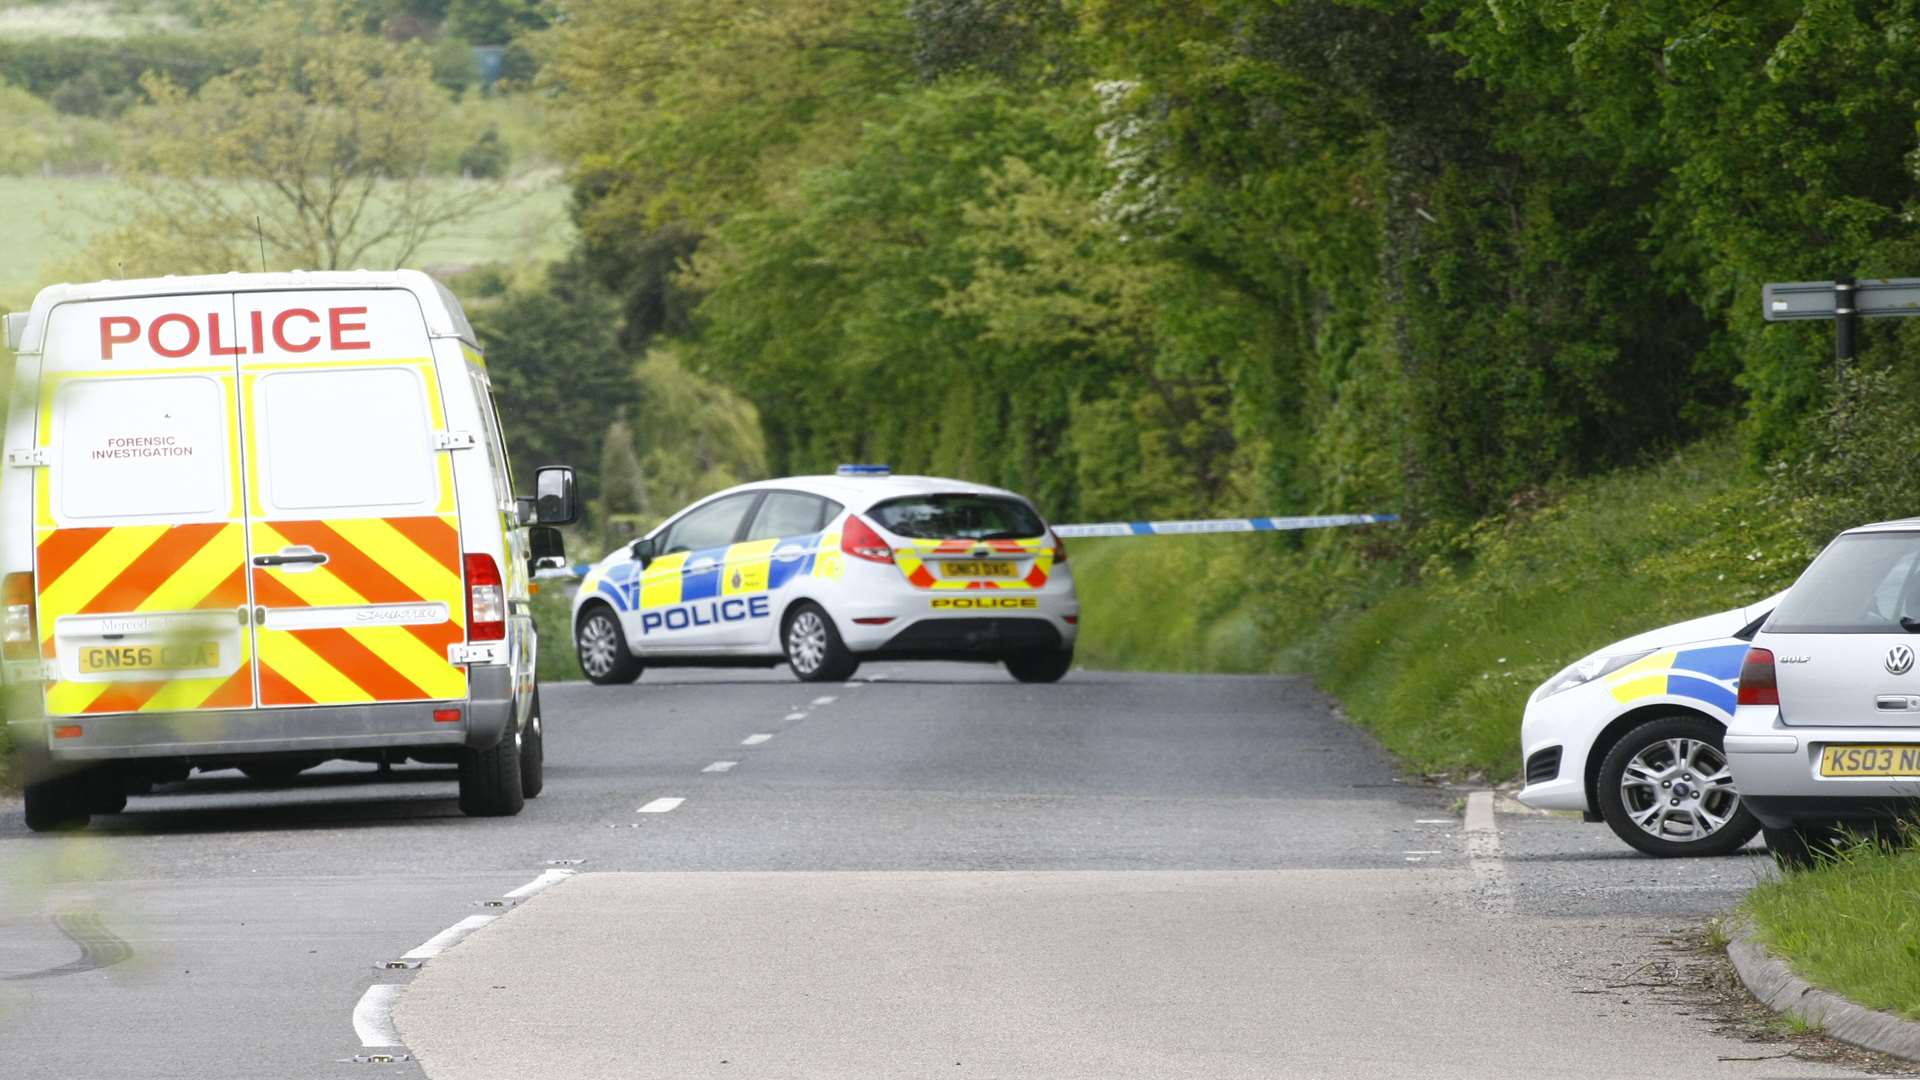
34 295 255 716
236 290 469 708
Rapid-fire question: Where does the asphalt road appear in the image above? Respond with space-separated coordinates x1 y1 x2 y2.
0 664 1899 1079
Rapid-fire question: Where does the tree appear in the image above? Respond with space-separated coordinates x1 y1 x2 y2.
596 406 650 533
69 0 508 278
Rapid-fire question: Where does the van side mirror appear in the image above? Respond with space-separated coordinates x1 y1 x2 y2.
534 466 579 525
3 312 25 351
529 526 565 568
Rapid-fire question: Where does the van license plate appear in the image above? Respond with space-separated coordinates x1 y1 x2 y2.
1819 745 1920 777
79 643 220 674
940 561 1014 578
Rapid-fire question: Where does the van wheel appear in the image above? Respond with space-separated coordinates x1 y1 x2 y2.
85 769 128 815
24 773 91 833
1595 715 1759 857
576 605 642 685
1006 650 1074 684
520 689 545 800
458 729 526 817
784 603 858 682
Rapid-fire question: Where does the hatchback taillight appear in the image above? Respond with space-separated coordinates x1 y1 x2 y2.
464 553 506 642
841 515 893 564
1737 647 1779 707
3 572 35 660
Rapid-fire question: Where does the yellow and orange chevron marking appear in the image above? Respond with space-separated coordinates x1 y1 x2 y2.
893 538 1055 590
251 514 467 707
36 522 255 716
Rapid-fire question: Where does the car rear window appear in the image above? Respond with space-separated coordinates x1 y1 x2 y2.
1768 531 1920 634
867 494 1045 540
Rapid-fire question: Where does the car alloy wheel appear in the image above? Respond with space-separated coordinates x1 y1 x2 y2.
1618 736 1740 842
578 613 620 679
787 610 828 676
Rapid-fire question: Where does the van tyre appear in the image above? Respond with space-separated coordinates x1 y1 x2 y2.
24 773 91 833
85 769 128 815
520 690 545 800
1006 650 1074 684
576 605 642 685
1597 714 1759 858
458 729 526 817
784 603 858 683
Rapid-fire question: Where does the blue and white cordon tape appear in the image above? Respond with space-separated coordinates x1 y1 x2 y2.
1051 514 1399 539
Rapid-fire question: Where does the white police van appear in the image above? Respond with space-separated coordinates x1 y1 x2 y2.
572 468 1079 683
2 271 576 830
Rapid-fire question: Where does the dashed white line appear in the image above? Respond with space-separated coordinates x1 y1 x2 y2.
811 696 837 706
702 761 738 773
1415 818 1452 824
783 712 807 721
401 914 498 961
1404 850 1442 855
1464 790 1513 916
637 797 685 813
352 984 405 1048
503 868 576 901
741 734 773 746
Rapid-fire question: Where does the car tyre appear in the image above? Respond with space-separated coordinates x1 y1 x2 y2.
1005 649 1074 684
520 689 545 800
458 728 526 817
576 605 642 685
784 602 858 682
1596 714 1760 858
23 773 91 832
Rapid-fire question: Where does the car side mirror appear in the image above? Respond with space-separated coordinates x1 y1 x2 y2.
529 526 565 569
534 466 579 525
630 536 657 566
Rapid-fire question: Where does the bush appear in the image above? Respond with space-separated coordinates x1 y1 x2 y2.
0 36 251 106
457 128 510 179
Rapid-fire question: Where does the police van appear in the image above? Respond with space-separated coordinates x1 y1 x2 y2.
1 271 576 831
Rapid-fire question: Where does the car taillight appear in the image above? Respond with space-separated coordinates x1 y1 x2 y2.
3 572 35 660
464 553 506 642
1050 530 1068 563
841 515 893 564
1737 647 1779 706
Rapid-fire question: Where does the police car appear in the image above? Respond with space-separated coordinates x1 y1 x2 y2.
571 468 1078 683
1519 592 1783 857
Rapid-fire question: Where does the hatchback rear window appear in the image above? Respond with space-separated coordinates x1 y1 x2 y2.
1768 532 1920 634
867 494 1044 540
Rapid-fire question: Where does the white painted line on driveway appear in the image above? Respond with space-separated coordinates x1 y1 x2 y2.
741 734 773 746
637 797 685 813
352 984 405 1048
783 712 807 721
1464 790 1513 916
702 761 737 773
504 869 576 901
811 696 837 706
402 915 498 961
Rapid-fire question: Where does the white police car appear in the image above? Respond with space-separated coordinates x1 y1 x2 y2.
1518 591 1783 857
571 468 1079 684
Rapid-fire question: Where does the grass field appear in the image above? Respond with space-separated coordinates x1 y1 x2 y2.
0 175 575 308
1745 837 1920 1020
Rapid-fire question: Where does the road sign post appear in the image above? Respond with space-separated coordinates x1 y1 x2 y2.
1763 276 1920 366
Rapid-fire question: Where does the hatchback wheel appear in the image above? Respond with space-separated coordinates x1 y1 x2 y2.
1596 715 1760 857
1005 649 1073 683
784 603 858 682
576 605 642 685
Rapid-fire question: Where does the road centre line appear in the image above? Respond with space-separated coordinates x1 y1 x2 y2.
1464 790 1514 916
401 915 498 961
784 712 807 721
811 696 837 705
351 984 405 1048
741 734 773 746
637 797 685 813
503 868 576 901
1405 850 1442 855
702 761 737 773
1416 818 1452 824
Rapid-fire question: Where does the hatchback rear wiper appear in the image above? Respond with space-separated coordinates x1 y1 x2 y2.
1900 616 1920 633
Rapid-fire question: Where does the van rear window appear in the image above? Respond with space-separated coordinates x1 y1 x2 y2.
1768 532 1920 634
867 494 1044 540
56 376 229 521
257 368 435 512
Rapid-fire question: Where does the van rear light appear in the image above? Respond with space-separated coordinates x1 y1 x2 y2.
1050 530 1068 563
1737 647 1779 706
3 572 35 660
464 553 506 642
842 515 894 564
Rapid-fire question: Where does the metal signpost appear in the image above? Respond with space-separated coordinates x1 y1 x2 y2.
1762 276 1920 362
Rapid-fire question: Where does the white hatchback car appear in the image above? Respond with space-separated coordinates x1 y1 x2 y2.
571 468 1079 683
1730 520 1920 864
1519 592 1783 856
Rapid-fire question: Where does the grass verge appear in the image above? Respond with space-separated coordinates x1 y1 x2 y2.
1745 837 1920 1020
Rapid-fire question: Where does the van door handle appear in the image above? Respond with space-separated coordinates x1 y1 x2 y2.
253 548 329 567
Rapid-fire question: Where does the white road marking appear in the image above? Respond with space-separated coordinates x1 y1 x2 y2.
637 797 685 813
1404 850 1442 855
741 734 773 746
846 681 863 688
811 696 837 705
1415 818 1452 824
784 712 807 721
1464 790 1514 916
352 984 405 1048
401 915 498 961
702 761 737 773
1405 857 1423 863
503 869 576 901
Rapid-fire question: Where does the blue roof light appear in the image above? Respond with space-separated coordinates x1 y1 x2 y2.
836 464 892 477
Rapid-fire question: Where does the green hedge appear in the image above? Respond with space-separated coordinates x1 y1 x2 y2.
0 36 252 111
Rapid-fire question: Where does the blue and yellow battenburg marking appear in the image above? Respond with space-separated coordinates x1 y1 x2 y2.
1605 643 1748 714
578 531 837 635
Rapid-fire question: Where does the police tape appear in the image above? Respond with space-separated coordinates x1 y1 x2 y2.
1050 514 1398 539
